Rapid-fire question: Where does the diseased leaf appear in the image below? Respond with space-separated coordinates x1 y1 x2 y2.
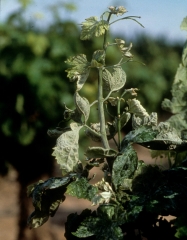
27 211 49 229
73 216 123 239
74 92 90 123
182 40 187 67
112 144 138 190
65 54 90 90
115 39 133 58
27 177 70 228
52 123 83 175
80 16 109 40
86 146 117 158
180 17 187 31
103 66 126 92
66 177 98 201
91 50 105 67
162 64 187 114
127 99 149 117
122 126 158 147
132 112 157 129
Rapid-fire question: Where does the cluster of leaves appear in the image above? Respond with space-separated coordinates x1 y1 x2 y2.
27 7 187 240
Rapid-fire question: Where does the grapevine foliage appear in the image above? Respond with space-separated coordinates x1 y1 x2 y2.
27 6 187 240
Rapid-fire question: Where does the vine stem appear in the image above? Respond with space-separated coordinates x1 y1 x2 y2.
97 12 112 150
117 97 122 151
98 68 110 149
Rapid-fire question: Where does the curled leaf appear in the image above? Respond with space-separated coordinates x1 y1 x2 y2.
91 50 105 67
86 147 117 159
74 92 90 123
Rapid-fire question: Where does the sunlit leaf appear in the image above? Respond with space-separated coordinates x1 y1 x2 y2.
65 54 90 90
80 16 109 40
108 6 127 16
52 123 83 175
103 66 126 92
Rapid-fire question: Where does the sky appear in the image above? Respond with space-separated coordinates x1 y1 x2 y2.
0 0 187 43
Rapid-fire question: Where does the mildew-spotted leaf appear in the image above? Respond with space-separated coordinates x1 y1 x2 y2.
74 92 90 123
112 144 138 190
52 123 83 175
91 50 105 67
65 54 90 90
85 146 117 159
127 99 149 117
80 16 109 40
103 66 126 92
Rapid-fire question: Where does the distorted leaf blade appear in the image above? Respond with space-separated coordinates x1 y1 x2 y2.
74 92 90 123
86 146 117 158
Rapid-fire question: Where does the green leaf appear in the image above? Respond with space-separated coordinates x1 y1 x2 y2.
80 16 109 40
52 123 83 175
122 126 158 147
27 210 49 229
112 144 138 190
65 209 96 239
65 54 90 90
182 40 187 67
85 146 118 158
91 50 106 67
66 177 98 201
180 17 187 31
27 177 71 228
162 67 187 114
74 92 90 123
73 216 123 240
103 66 126 92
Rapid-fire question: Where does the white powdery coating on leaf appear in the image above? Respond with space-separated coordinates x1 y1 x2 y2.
52 126 82 173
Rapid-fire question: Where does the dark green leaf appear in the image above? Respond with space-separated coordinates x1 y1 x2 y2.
73 215 123 240
27 177 71 228
66 177 98 201
112 144 138 190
